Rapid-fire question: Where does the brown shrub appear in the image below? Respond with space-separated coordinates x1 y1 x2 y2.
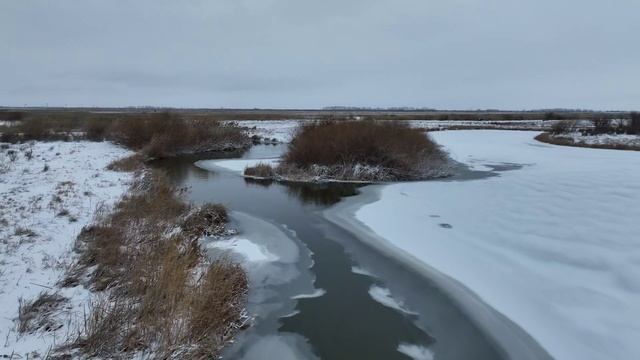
551 120 576 134
110 116 155 149
85 118 113 141
282 120 447 180
244 163 276 178
109 112 249 157
20 118 52 140
66 170 248 358
592 115 614 134
182 203 228 238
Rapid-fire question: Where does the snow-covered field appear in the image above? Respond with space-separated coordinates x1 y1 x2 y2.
234 120 307 143
0 141 133 358
346 131 640 360
407 119 553 130
554 132 640 148
234 119 561 144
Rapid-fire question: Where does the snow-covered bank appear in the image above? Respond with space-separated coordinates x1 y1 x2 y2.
196 158 280 174
234 119 559 145
0 141 133 357
549 132 640 149
329 130 640 360
235 120 307 143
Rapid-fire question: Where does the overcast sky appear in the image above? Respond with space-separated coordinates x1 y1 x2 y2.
1 0 638 109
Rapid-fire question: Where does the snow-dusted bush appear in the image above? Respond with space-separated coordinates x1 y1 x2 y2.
273 120 450 182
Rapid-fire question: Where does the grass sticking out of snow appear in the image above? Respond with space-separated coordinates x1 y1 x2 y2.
0 141 133 358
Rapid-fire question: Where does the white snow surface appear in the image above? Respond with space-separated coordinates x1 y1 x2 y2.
408 119 553 131
556 132 640 147
0 141 133 358
196 158 279 174
234 120 306 143
355 130 640 360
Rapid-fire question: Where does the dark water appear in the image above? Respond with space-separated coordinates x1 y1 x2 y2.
152 145 505 360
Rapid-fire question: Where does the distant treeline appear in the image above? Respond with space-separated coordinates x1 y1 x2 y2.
0 108 636 122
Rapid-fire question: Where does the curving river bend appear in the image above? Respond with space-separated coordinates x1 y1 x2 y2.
152 144 546 360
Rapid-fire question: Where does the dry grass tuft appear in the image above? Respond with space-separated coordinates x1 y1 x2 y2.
18 292 67 334
64 170 248 358
244 163 276 179
182 203 229 238
14 226 37 237
106 154 145 172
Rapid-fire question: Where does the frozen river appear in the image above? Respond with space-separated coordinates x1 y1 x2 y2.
153 135 556 360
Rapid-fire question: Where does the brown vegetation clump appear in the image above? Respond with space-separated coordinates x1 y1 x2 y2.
0 111 250 158
63 170 248 358
84 117 112 141
550 120 577 134
182 203 229 238
591 115 614 135
110 112 250 158
17 292 67 334
280 120 450 181
106 153 145 172
628 112 640 135
244 163 276 179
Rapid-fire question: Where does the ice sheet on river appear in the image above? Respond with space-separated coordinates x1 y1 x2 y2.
205 212 320 360
196 158 279 174
350 130 640 360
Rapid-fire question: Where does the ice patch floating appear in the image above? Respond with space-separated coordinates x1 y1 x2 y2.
368 285 417 315
291 288 326 300
195 158 279 174
208 237 279 263
351 266 374 277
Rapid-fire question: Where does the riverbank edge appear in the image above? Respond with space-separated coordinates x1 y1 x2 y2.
535 132 640 151
322 185 553 360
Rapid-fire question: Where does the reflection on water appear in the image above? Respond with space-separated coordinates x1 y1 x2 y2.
152 145 507 360
244 177 361 206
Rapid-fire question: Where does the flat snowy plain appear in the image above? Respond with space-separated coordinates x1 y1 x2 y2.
0 141 132 357
348 130 640 360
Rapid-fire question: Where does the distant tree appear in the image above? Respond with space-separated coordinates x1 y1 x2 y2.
628 112 640 134
592 114 613 135
551 120 575 134
544 112 564 121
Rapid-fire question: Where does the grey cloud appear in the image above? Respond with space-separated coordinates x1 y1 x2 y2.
1 0 639 109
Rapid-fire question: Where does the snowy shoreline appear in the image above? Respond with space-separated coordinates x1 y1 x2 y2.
323 130 640 360
323 185 551 360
